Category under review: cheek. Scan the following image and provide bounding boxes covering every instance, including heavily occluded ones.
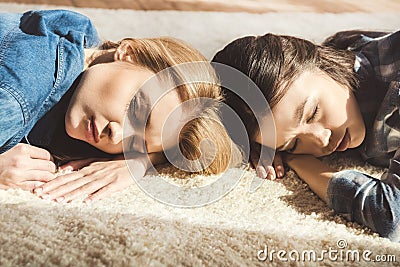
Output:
[105,102,127,122]
[322,95,349,127]
[348,97,363,122]
[273,122,295,149]
[64,107,81,139]
[99,89,131,121]
[347,96,366,145]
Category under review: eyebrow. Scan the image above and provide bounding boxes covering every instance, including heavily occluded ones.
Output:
[143,92,152,127]
[276,97,308,151]
[294,97,308,126]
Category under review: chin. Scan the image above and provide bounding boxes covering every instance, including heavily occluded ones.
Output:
[93,144,122,154]
[350,137,364,149]
[65,118,83,141]
[64,120,75,139]
[350,128,366,149]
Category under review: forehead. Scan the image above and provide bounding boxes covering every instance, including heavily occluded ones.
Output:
[112,62,154,87]
[139,86,183,151]
[146,90,183,150]
[137,74,182,122]
[272,70,328,117]
[272,75,308,121]
[261,71,320,148]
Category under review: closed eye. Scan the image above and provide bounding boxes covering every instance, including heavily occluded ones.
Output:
[126,96,139,123]
[125,97,135,113]
[287,138,298,153]
[128,136,135,152]
[307,104,319,123]
[107,125,112,137]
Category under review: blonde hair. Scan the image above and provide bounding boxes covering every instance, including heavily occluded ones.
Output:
[97,37,242,175]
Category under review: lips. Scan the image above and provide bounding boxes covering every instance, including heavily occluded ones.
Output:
[86,116,100,143]
[335,129,351,152]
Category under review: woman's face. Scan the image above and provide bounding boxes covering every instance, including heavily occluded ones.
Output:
[256,70,365,157]
[65,60,182,154]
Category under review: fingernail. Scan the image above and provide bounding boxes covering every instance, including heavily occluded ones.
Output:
[83,198,92,204]
[59,166,73,171]
[269,173,276,181]
[34,187,43,195]
[257,168,267,179]
[277,171,283,178]
[261,169,268,179]
[40,193,50,200]
[55,197,64,203]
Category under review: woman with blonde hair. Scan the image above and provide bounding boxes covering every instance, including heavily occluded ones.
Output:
[0,9,240,202]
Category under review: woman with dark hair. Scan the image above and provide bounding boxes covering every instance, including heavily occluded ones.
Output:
[212,30,400,241]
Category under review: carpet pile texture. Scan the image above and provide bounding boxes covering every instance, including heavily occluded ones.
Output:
[0,3,399,266]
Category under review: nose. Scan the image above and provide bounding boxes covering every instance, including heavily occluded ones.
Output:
[312,127,331,148]
[108,122,122,144]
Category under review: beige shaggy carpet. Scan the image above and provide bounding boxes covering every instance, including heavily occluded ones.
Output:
[1,3,400,266]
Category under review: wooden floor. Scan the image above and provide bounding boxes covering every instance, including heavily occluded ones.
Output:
[1,0,400,13]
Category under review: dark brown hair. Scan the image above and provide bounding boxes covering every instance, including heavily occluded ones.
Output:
[212,33,358,141]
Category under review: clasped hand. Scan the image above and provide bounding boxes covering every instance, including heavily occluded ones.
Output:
[249,142,289,180]
[0,143,56,190]
[33,154,149,203]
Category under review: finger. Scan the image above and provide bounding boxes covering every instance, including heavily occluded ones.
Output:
[46,176,97,202]
[273,155,285,178]
[249,153,258,169]
[265,166,276,180]
[257,151,275,180]
[27,158,57,173]
[256,165,268,179]
[63,177,113,203]
[249,144,262,169]
[257,166,276,180]
[24,144,53,161]
[24,170,56,182]
[34,172,83,196]
[59,158,97,171]
[84,184,116,202]
[18,181,46,191]
[85,178,133,202]
[249,158,255,169]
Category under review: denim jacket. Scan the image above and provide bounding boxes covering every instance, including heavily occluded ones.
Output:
[0,10,100,153]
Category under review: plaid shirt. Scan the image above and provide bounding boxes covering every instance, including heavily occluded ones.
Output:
[326,30,400,241]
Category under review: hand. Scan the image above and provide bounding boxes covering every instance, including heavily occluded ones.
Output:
[249,142,285,180]
[33,154,149,203]
[0,143,56,191]
[278,154,336,202]
[58,157,113,171]
[254,153,285,180]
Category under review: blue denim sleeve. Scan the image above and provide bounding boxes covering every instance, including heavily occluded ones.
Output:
[327,163,400,241]
[19,10,100,48]
[0,10,100,153]
[0,88,24,147]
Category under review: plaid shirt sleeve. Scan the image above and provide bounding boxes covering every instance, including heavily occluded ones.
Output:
[356,30,400,166]
[326,30,400,241]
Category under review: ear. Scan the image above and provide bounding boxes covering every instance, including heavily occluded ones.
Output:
[87,50,115,67]
[114,39,136,62]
